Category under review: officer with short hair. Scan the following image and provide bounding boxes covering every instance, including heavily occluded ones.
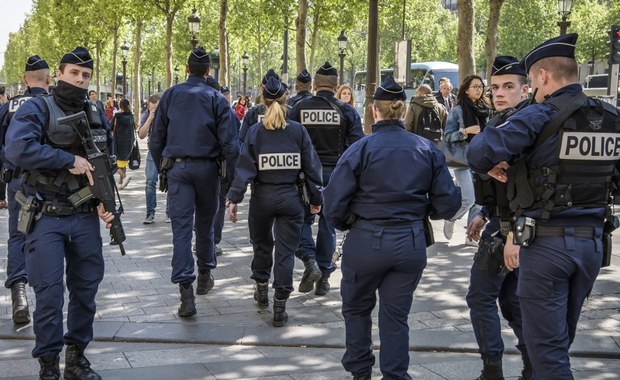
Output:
[468,34,620,379]
[465,56,531,380]
[0,55,50,325]
[289,61,364,296]
[5,46,114,380]
[150,47,239,318]
[238,69,280,144]
[227,76,323,326]
[287,68,313,108]
[324,77,461,380]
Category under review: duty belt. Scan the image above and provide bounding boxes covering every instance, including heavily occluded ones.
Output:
[535,226,596,239]
[174,157,216,163]
[41,201,94,216]
[1,167,21,182]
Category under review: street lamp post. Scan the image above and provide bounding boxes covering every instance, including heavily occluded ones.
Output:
[211,49,220,81]
[188,8,201,49]
[242,51,249,96]
[557,0,573,35]
[337,30,348,85]
[120,41,129,97]
[174,65,179,85]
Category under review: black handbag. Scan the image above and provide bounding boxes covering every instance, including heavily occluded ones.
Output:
[437,140,469,168]
[128,139,141,170]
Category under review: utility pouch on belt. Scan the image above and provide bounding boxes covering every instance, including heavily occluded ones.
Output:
[15,190,42,234]
[474,233,506,276]
[602,215,619,268]
[159,157,174,192]
[513,216,536,247]
[423,216,435,247]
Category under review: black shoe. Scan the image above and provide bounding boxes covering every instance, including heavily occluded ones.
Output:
[64,344,101,380]
[353,372,372,380]
[196,269,214,295]
[11,280,30,324]
[298,258,321,293]
[315,278,330,296]
[272,297,288,327]
[254,282,269,307]
[518,353,532,380]
[475,359,504,380]
[38,354,60,380]
[215,245,223,256]
[178,283,197,317]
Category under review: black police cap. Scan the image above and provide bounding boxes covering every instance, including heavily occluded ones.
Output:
[262,69,280,85]
[491,56,526,77]
[221,86,230,94]
[25,55,49,72]
[374,77,406,101]
[263,76,286,100]
[60,47,93,70]
[296,68,312,83]
[522,33,578,73]
[316,62,337,76]
[188,47,210,65]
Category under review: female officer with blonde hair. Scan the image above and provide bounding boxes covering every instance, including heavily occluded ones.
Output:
[324,77,461,379]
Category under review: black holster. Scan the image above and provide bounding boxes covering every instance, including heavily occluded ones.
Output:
[474,234,507,276]
[15,191,42,234]
[602,215,619,268]
[159,157,174,192]
[423,216,435,247]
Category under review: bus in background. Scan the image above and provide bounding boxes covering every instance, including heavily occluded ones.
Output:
[352,61,459,117]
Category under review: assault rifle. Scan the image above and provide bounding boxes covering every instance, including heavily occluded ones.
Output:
[58,112,127,255]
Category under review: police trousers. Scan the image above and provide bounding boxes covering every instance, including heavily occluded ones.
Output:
[248,183,303,299]
[341,220,427,380]
[518,226,602,379]
[24,213,104,358]
[5,178,27,288]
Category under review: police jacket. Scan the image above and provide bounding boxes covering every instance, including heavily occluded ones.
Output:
[287,90,312,109]
[289,90,364,167]
[226,120,323,206]
[468,84,620,224]
[149,75,240,172]
[323,120,461,231]
[239,104,267,144]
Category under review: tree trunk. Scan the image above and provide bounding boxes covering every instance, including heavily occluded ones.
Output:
[165,15,174,88]
[112,30,118,99]
[133,18,143,125]
[364,0,379,135]
[457,0,476,78]
[309,7,320,73]
[95,40,101,96]
[295,0,308,73]
[485,0,505,83]
[219,0,228,86]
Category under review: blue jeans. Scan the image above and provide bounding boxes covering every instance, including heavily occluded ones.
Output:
[451,168,480,225]
[145,152,158,216]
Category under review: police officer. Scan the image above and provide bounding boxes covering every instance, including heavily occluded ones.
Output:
[465,56,531,380]
[5,46,114,380]
[226,76,323,327]
[238,69,280,144]
[468,34,620,379]
[289,62,364,295]
[286,68,313,108]
[149,47,239,318]
[0,55,50,325]
[323,77,461,380]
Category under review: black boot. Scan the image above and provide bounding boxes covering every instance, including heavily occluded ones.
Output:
[38,353,60,380]
[196,269,214,295]
[352,371,372,380]
[298,258,321,293]
[11,280,30,324]
[254,281,269,307]
[64,344,101,380]
[475,358,504,380]
[518,353,533,380]
[272,297,288,327]
[178,283,197,317]
[315,277,330,296]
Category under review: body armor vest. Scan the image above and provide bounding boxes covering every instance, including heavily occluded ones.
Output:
[296,96,346,166]
[7,95,34,124]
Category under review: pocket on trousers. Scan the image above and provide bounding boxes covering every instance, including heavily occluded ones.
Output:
[517,274,555,299]
[167,181,180,196]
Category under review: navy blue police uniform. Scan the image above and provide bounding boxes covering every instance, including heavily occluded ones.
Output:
[149,48,240,317]
[289,62,364,295]
[0,55,50,325]
[238,69,280,144]
[227,77,323,326]
[466,56,530,380]
[467,34,620,379]
[4,47,111,377]
[324,77,461,379]
[286,68,313,109]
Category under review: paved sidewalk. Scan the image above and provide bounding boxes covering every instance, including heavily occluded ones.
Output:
[1,140,619,379]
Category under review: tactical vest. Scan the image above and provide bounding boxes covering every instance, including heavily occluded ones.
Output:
[7,94,35,124]
[248,104,267,126]
[296,96,346,166]
[507,95,620,219]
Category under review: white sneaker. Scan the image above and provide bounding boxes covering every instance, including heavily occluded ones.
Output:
[119,176,132,190]
[465,238,479,247]
[443,220,455,240]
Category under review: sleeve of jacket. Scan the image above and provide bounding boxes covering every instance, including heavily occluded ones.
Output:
[323,144,361,231]
[0,103,10,161]
[299,125,323,205]
[403,106,415,132]
[436,104,448,130]
[427,146,462,220]
[443,105,467,142]
[148,89,171,171]
[226,129,257,204]
[215,99,240,181]
[344,105,365,144]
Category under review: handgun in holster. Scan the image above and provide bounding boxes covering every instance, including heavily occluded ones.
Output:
[474,233,507,276]
[602,215,619,268]
[159,157,174,192]
[298,172,310,206]
[512,216,536,247]
[15,190,42,234]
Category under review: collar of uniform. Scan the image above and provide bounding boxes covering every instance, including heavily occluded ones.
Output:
[544,83,583,101]
[371,119,404,133]
[316,90,335,97]
[25,87,48,96]
[187,75,206,84]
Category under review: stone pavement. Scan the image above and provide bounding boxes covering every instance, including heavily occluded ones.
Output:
[0,140,619,379]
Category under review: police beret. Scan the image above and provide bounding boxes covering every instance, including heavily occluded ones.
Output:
[261,69,280,85]
[60,47,93,70]
[188,47,210,65]
[491,56,527,77]
[25,55,49,72]
[296,68,312,84]
[263,76,286,100]
[316,62,337,76]
[374,77,406,101]
[522,33,578,73]
[220,86,230,94]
